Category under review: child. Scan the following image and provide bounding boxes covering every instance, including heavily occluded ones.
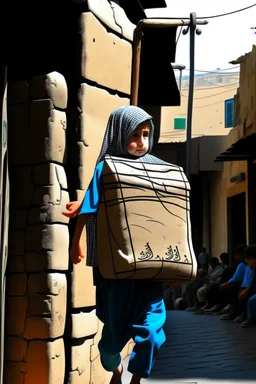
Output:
[238,244,256,327]
[63,106,167,384]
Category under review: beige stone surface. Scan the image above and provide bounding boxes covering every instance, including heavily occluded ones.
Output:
[24,317,61,340]
[4,361,26,384]
[28,190,70,224]
[7,273,27,296]
[78,83,129,191]
[30,100,67,164]
[25,339,65,384]
[110,1,135,41]
[28,272,66,295]
[27,280,66,318]
[80,12,132,94]
[71,263,96,308]
[5,337,27,362]
[24,250,68,272]
[87,0,134,41]
[71,220,96,308]
[6,296,28,335]
[10,209,27,229]
[24,274,66,339]
[72,310,98,339]
[8,81,29,104]
[9,230,24,256]
[90,320,103,362]
[30,71,68,109]
[33,163,68,189]
[90,354,111,384]
[68,338,93,384]
[25,223,69,256]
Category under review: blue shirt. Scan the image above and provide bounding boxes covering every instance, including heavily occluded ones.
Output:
[79,161,104,215]
[241,266,255,288]
[229,262,247,284]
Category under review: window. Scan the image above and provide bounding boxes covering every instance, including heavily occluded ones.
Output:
[174,117,186,130]
[225,98,234,128]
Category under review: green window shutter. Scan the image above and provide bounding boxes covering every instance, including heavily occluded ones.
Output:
[174,117,186,130]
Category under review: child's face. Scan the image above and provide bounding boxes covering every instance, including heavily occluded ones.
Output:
[246,257,256,269]
[127,121,150,157]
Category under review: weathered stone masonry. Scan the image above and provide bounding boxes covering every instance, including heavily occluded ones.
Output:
[4,0,135,383]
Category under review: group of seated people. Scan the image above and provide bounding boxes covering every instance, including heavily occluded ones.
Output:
[185,244,256,328]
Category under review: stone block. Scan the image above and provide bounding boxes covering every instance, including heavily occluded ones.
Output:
[6,296,28,335]
[80,12,132,94]
[24,274,66,339]
[30,100,67,164]
[78,83,129,190]
[71,262,96,309]
[10,209,27,229]
[30,72,68,109]
[32,163,68,189]
[7,255,25,273]
[10,166,33,208]
[68,338,93,384]
[8,81,29,104]
[9,230,25,255]
[24,250,68,272]
[90,320,103,362]
[90,354,111,384]
[28,191,69,224]
[5,336,27,361]
[25,339,65,384]
[25,223,69,253]
[72,310,98,339]
[4,362,26,384]
[7,273,27,296]
[87,0,134,41]
[27,277,66,315]
[110,1,135,41]
[28,272,66,295]
[8,103,30,166]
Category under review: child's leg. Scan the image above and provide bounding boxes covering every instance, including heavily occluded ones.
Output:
[98,323,124,373]
[128,298,166,379]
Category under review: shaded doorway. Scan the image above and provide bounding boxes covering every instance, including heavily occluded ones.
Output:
[227,192,246,263]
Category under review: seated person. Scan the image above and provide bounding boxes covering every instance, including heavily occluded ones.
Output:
[195,255,227,313]
[220,245,254,322]
[206,244,247,315]
[237,244,256,328]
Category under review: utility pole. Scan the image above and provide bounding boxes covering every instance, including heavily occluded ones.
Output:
[183,12,203,182]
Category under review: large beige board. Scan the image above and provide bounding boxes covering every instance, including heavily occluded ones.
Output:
[97,156,197,281]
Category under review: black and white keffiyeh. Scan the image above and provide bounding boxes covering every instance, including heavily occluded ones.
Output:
[86,106,167,267]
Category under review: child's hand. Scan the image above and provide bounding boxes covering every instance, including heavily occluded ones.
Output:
[62,201,81,218]
[70,242,85,264]
[238,288,249,301]
[219,282,229,291]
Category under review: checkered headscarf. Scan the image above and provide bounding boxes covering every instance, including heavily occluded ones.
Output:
[87,105,166,267]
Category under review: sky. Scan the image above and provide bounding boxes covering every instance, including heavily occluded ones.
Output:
[146,0,256,75]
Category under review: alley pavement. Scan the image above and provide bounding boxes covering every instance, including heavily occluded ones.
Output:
[123,310,256,384]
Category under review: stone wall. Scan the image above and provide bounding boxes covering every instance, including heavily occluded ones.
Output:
[4,0,135,383]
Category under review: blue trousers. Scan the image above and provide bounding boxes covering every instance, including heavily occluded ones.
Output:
[247,293,256,318]
[94,268,166,378]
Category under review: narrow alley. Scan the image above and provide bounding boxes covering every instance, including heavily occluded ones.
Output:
[123,310,256,383]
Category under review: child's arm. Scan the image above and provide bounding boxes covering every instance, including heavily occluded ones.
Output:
[62,201,82,218]
[70,214,88,264]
